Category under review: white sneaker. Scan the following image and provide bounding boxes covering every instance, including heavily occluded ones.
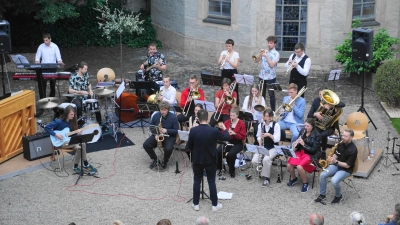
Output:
[192,204,199,211]
[212,203,223,212]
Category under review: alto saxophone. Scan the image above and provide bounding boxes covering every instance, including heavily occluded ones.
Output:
[319,140,343,169]
[158,116,164,148]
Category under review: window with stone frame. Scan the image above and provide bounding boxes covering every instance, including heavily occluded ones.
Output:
[352,0,379,26]
[203,0,231,25]
[275,0,308,53]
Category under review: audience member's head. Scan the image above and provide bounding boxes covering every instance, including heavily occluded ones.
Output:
[195,216,210,225]
[350,211,366,225]
[157,219,172,225]
[113,220,125,225]
[309,213,324,225]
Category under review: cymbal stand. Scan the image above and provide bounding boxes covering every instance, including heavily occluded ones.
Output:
[106,94,119,143]
[378,132,400,174]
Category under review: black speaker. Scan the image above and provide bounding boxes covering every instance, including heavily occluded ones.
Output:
[0,20,11,54]
[23,133,53,161]
[352,27,373,62]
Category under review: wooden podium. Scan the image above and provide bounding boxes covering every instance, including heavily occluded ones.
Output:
[0,90,37,163]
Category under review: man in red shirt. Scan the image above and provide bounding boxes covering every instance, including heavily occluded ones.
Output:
[178,75,205,128]
[209,78,237,127]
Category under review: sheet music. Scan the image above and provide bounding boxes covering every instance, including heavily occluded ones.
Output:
[178,130,189,141]
[194,100,215,112]
[274,145,297,158]
[116,80,125,98]
[245,144,269,155]
[234,74,254,85]
[328,70,341,81]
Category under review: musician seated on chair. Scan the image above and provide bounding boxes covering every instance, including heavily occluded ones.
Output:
[216,108,246,178]
[44,105,97,174]
[177,75,205,128]
[189,103,203,130]
[251,109,280,187]
[308,87,345,160]
[287,118,321,193]
[138,41,166,81]
[143,101,179,169]
[277,83,306,146]
[68,61,102,126]
[315,129,358,205]
[209,78,237,127]
[158,75,177,106]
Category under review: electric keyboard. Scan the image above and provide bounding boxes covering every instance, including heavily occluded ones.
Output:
[12,72,71,80]
[16,63,63,69]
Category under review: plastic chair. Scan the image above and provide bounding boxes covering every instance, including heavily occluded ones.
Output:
[346,112,369,160]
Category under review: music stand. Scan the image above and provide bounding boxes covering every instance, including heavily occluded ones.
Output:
[234,74,254,85]
[245,144,269,156]
[132,102,159,133]
[194,100,215,112]
[274,145,297,158]
[268,83,284,92]
[328,70,341,91]
[130,81,158,101]
[201,73,223,87]
[68,133,95,185]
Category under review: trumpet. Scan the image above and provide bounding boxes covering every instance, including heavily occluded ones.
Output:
[252,49,266,61]
[254,80,265,112]
[273,86,307,120]
[285,62,294,75]
[214,81,237,121]
[182,87,201,116]
[220,52,230,70]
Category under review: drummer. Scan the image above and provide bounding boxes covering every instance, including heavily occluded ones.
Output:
[68,61,102,126]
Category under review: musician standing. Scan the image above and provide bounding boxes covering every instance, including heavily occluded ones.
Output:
[143,101,179,169]
[44,105,97,174]
[178,75,205,128]
[35,33,63,99]
[308,87,345,160]
[218,39,240,103]
[157,75,177,106]
[216,108,246,178]
[315,129,358,204]
[68,61,102,126]
[287,118,320,193]
[209,78,237,127]
[186,109,230,211]
[254,36,280,111]
[285,43,311,98]
[251,109,280,187]
[277,83,306,145]
[139,41,166,81]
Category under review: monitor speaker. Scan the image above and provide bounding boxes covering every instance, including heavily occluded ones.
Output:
[352,27,373,62]
[23,133,53,161]
[0,20,11,54]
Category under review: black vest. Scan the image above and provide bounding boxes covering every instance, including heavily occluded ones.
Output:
[263,122,278,150]
[290,54,308,81]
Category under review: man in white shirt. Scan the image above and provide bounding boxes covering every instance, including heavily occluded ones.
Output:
[285,43,311,98]
[35,33,63,98]
[158,75,177,107]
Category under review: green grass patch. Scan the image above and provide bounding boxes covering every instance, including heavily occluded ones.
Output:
[391,118,400,134]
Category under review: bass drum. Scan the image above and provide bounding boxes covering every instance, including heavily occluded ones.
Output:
[81,119,102,143]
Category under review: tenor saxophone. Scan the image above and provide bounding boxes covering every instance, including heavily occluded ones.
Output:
[158,116,164,148]
[319,140,343,169]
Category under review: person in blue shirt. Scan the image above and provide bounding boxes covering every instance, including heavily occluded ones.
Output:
[44,105,97,174]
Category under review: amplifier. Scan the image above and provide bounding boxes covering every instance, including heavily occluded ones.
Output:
[23,133,53,161]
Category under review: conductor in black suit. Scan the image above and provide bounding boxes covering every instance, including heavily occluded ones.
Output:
[186,109,230,212]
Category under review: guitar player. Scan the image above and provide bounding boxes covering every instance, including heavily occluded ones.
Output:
[138,41,166,81]
[44,105,97,174]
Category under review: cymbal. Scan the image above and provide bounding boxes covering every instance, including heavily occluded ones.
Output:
[93,88,114,96]
[62,93,85,97]
[97,68,116,82]
[36,97,62,109]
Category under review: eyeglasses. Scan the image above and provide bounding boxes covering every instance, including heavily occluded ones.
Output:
[189,82,196,84]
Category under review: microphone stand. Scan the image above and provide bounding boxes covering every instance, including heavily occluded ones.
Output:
[378,132,400,175]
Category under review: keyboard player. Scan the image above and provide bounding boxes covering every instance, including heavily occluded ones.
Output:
[35,33,63,98]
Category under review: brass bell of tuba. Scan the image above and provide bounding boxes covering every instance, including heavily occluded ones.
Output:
[315,89,342,131]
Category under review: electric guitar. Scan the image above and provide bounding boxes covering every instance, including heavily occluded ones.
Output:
[50,124,99,147]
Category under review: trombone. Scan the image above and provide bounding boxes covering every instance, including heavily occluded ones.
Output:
[273,86,307,121]
[254,80,265,112]
[182,87,201,116]
[214,81,237,121]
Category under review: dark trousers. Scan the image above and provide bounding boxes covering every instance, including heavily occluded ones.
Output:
[221,69,239,104]
[177,111,194,129]
[289,77,307,98]
[143,135,175,162]
[217,142,243,174]
[72,97,102,125]
[42,79,56,97]
[316,127,335,159]
[208,113,230,127]
[192,163,218,206]
[260,78,276,111]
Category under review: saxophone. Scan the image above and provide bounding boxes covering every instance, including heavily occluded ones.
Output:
[319,140,343,169]
[157,116,164,148]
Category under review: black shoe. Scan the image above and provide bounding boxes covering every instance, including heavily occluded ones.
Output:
[331,195,343,204]
[161,161,167,169]
[149,159,158,169]
[314,194,326,205]
[230,173,235,178]
[217,169,222,176]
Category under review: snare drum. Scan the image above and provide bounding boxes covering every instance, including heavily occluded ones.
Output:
[57,103,77,117]
[83,99,100,112]
[81,119,102,143]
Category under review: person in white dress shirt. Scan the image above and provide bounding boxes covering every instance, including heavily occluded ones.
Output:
[285,43,311,98]
[35,33,63,98]
[158,75,177,106]
[218,39,240,103]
